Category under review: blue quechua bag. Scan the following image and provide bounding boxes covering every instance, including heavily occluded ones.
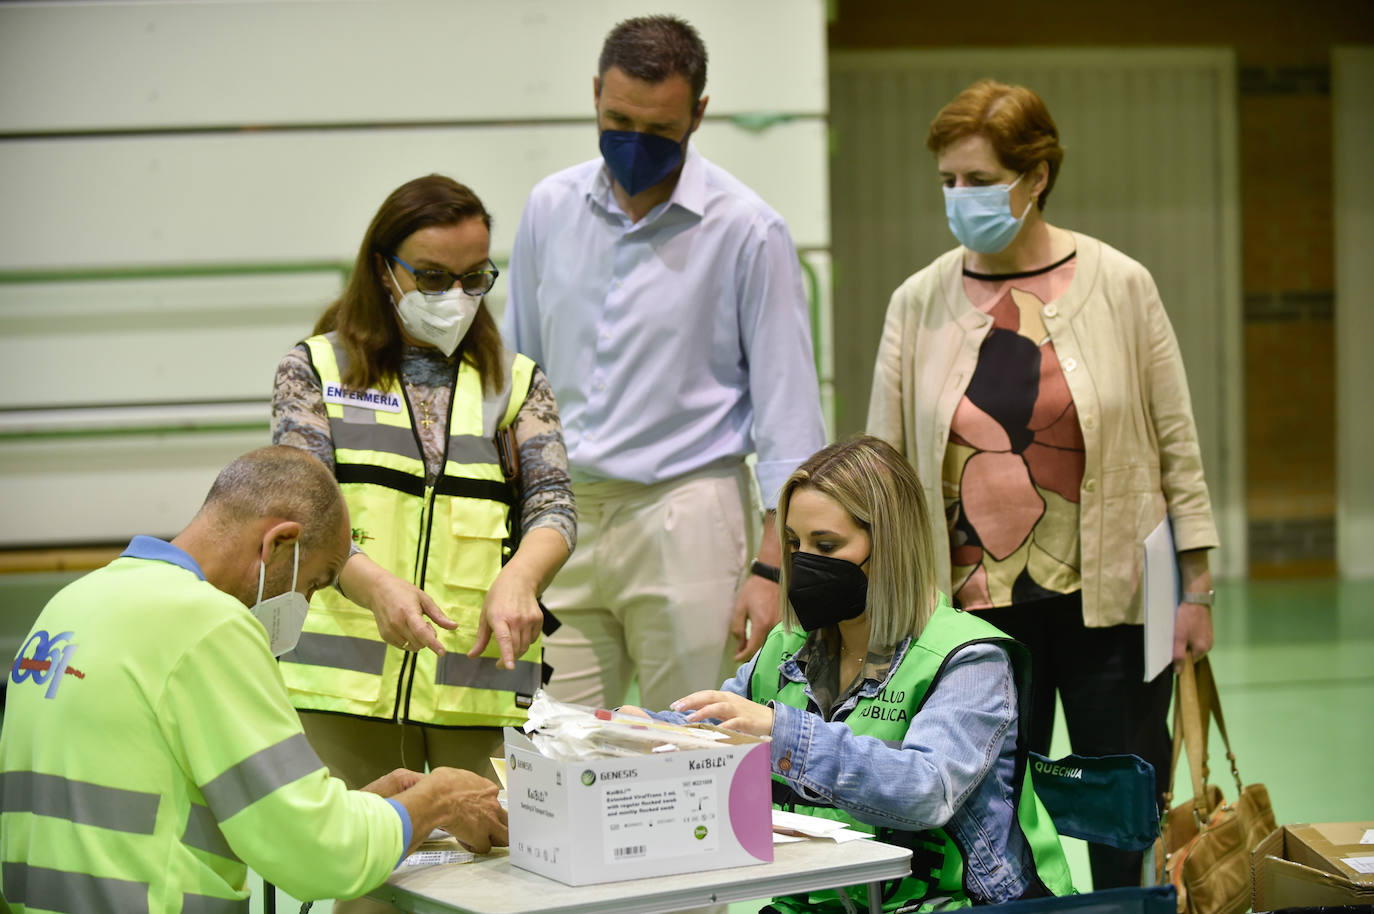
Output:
[1027,751,1160,852]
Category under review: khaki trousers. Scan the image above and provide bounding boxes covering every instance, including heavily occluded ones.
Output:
[542,462,758,713]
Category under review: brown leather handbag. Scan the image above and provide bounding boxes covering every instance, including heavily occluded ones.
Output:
[1154,655,1277,914]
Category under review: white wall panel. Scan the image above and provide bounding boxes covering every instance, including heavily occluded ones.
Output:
[1333,47,1374,577]
[0,0,825,131]
[829,49,1245,576]
[0,272,341,407]
[0,119,829,268]
[0,431,268,548]
[0,0,830,550]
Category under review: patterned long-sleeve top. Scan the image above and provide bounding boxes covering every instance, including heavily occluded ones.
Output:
[271,343,576,553]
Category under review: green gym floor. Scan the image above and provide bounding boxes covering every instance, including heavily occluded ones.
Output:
[6,578,1372,913]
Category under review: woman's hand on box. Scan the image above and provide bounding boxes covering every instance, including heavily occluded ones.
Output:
[671,691,774,737]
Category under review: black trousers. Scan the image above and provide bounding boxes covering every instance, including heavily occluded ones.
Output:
[976,592,1172,891]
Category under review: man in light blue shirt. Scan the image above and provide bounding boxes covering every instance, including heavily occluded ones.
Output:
[503,15,825,713]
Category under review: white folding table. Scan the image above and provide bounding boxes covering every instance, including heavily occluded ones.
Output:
[369,837,912,914]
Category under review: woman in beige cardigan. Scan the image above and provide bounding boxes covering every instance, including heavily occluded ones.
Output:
[867,79,1218,890]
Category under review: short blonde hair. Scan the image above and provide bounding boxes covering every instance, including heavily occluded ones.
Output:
[776,436,938,649]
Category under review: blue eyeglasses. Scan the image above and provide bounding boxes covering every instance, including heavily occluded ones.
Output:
[390,255,499,297]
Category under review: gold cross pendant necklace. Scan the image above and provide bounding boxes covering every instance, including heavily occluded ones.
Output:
[418,398,436,429]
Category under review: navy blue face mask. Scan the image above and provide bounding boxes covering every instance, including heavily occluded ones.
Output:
[599,128,689,197]
[787,551,870,632]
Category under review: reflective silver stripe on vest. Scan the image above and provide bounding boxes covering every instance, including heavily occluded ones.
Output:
[447,434,500,465]
[199,733,323,821]
[2,861,149,914]
[182,802,237,861]
[342,403,379,424]
[481,349,521,437]
[182,891,251,914]
[0,770,158,834]
[329,417,499,467]
[327,417,420,456]
[284,631,389,676]
[434,653,541,694]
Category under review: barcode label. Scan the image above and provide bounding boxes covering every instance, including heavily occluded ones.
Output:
[600,773,721,864]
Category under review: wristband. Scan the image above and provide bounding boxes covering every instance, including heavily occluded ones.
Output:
[750,560,780,583]
[1182,590,1214,607]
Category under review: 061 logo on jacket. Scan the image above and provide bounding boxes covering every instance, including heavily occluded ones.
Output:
[10,630,84,699]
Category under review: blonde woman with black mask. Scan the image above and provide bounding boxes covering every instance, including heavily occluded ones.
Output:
[626,436,1075,912]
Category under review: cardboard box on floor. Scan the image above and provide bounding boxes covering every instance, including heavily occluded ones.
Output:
[1252,821,1374,910]
[504,726,774,886]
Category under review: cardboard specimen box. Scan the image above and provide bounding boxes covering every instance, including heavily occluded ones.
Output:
[504,726,774,886]
[1252,821,1374,910]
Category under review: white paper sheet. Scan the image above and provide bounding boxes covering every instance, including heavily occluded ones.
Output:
[772,810,848,836]
[1342,855,1374,875]
[1142,517,1180,681]
[830,829,877,843]
[489,756,508,789]
[1361,828,1374,845]
[772,809,876,842]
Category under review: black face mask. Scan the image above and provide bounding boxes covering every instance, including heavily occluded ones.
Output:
[787,551,869,632]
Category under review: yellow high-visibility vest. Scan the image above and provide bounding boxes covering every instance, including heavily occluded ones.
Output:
[281,333,538,728]
[1,544,403,913]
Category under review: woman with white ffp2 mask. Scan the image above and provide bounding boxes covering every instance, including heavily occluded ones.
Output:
[268,176,575,914]
[384,258,482,357]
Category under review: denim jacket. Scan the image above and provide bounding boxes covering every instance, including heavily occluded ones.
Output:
[655,636,1047,903]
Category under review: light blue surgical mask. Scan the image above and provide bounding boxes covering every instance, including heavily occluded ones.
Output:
[943,173,1035,254]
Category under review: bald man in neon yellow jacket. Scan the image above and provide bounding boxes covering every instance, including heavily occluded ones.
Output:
[1,446,506,913]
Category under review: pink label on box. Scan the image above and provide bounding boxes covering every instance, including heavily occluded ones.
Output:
[729,742,774,861]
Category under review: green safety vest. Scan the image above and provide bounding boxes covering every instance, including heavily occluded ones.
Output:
[280,333,539,728]
[1,554,402,913]
[750,599,1075,912]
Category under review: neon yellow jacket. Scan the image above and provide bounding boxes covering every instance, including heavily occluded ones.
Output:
[281,334,539,727]
[1,538,404,913]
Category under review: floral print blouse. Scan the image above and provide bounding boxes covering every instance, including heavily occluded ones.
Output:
[271,343,575,553]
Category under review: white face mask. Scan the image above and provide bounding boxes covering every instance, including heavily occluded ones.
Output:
[249,541,310,657]
[387,263,481,357]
